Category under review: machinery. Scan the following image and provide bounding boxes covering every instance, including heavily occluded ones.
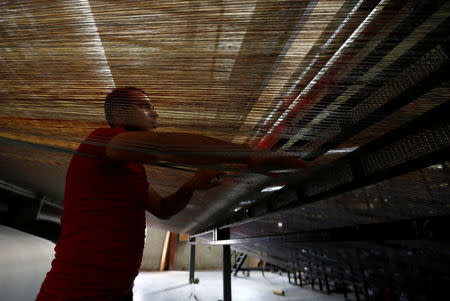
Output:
[0,0,449,300]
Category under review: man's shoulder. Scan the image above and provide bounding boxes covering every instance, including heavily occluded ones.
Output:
[87,127,126,141]
[74,127,126,159]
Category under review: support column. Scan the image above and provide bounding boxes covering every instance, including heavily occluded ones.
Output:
[219,228,232,301]
[189,237,196,284]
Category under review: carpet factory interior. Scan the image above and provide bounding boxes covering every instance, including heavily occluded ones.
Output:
[0,0,449,300]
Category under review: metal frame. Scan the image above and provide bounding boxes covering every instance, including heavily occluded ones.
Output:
[216,99,450,232]
[190,215,450,246]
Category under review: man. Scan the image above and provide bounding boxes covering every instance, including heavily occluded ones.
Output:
[36,87,305,300]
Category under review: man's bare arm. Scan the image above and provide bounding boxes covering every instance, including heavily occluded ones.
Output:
[143,170,220,219]
[143,185,194,219]
[106,131,306,171]
[107,131,250,165]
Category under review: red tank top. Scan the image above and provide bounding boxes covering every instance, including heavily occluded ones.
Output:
[36,127,148,301]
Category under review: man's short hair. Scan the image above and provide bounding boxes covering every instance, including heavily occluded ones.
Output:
[104,87,148,126]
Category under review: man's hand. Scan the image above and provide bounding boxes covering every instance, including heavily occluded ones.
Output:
[185,169,224,190]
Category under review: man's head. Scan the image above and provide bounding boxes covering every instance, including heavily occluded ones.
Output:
[104,87,158,131]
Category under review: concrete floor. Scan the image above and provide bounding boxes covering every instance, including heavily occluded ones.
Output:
[133,271,345,301]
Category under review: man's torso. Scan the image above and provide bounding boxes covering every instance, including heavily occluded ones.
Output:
[37,127,148,300]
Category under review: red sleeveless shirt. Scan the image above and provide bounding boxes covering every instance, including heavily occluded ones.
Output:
[36,127,148,300]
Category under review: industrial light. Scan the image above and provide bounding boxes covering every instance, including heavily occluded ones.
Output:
[325,147,358,154]
[239,200,255,205]
[277,222,283,228]
[261,185,285,192]
[429,164,443,169]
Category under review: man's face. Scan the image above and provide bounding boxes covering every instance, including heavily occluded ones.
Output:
[116,91,159,131]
